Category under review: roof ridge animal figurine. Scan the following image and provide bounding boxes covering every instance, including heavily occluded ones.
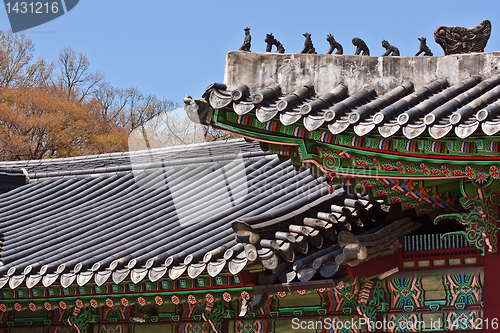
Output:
[265,33,285,53]
[239,27,251,52]
[414,37,432,56]
[299,32,316,54]
[381,40,400,56]
[434,19,491,55]
[326,34,343,55]
[352,37,369,56]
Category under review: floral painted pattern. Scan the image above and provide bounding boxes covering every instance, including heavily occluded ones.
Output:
[205,293,214,303]
[223,292,232,302]
[171,296,180,305]
[59,301,67,310]
[14,303,22,312]
[90,299,98,308]
[490,165,500,179]
[29,303,37,312]
[465,166,475,179]
[420,163,430,176]
[138,297,146,306]
[441,165,451,177]
[397,161,404,174]
[155,296,163,306]
[121,298,129,307]
[76,300,83,308]
[105,298,114,308]
[187,295,196,305]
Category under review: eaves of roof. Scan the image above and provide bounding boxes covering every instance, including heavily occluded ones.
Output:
[206,74,500,140]
[0,139,424,290]
[0,140,348,289]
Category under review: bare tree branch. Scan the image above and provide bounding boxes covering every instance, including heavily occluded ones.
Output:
[0,30,53,87]
[56,46,103,102]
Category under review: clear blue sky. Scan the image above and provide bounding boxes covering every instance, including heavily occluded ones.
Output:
[2,0,500,105]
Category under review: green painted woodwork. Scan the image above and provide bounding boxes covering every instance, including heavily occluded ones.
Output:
[0,268,484,332]
[386,268,483,313]
[444,310,483,331]
[213,109,500,195]
[274,319,298,333]
[421,275,447,302]
[68,305,99,333]
[435,185,499,255]
[135,323,173,333]
[201,301,222,332]
[214,106,500,256]
[276,292,321,308]
[216,108,500,160]
[357,281,388,332]
[443,272,483,308]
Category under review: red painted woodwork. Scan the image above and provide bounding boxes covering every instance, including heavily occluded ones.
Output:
[345,248,401,280]
[342,241,483,281]
[399,247,483,271]
[236,271,259,286]
[484,251,500,333]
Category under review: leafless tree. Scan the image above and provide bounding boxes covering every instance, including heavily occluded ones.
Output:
[120,87,178,132]
[92,81,129,123]
[203,126,238,142]
[91,83,179,133]
[56,46,103,102]
[128,110,206,150]
[0,30,53,87]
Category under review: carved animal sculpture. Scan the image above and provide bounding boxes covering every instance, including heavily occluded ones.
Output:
[414,37,433,56]
[183,95,213,126]
[265,33,285,53]
[300,32,316,54]
[352,37,369,56]
[381,40,400,56]
[326,34,343,55]
[434,20,491,55]
[239,27,251,51]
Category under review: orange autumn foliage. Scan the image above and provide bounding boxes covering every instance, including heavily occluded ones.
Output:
[0,87,128,160]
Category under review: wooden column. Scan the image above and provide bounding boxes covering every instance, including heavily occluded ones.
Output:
[483,250,500,332]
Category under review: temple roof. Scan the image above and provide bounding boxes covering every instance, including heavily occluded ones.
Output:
[0,139,418,290]
[206,73,500,140]
[0,139,264,178]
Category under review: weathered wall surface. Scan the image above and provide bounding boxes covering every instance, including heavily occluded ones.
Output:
[224,51,500,95]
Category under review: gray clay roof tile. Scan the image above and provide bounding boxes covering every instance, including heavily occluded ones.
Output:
[0,139,423,288]
[207,75,500,140]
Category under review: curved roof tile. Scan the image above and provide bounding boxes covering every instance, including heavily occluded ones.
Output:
[207,73,500,139]
[0,139,423,288]
[0,139,359,289]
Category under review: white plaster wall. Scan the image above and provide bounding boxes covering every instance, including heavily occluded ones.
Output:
[224,51,500,95]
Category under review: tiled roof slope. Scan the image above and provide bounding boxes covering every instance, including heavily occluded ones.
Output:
[0,139,345,289]
[207,74,500,140]
[0,139,420,289]
[0,139,264,179]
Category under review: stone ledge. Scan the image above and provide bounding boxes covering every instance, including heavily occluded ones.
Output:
[224,51,500,95]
